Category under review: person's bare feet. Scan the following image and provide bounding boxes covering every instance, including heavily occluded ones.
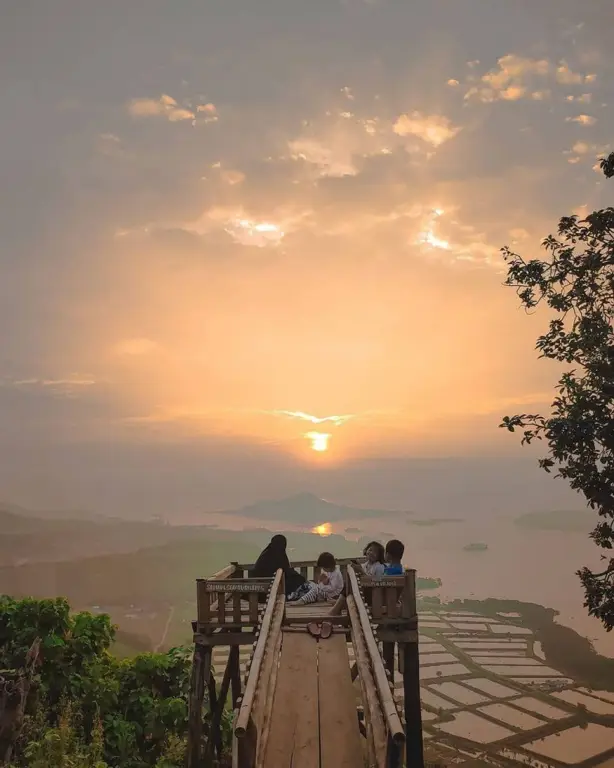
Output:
[328,595,347,616]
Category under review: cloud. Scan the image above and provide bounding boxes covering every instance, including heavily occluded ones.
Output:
[392,112,461,147]
[7,375,97,397]
[465,55,550,103]
[464,55,592,104]
[288,137,358,177]
[566,114,597,126]
[128,94,199,123]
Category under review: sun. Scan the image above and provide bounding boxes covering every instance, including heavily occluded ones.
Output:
[312,522,332,536]
[305,431,331,452]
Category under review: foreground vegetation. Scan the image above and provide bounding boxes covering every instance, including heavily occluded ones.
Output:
[0,596,230,767]
[501,150,614,630]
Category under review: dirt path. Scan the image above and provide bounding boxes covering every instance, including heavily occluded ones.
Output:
[155,605,175,652]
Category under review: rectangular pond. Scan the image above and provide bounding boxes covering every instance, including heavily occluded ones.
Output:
[524,723,614,764]
[512,696,571,720]
[478,702,545,730]
[434,711,514,744]
[420,663,471,681]
[483,665,562,677]
[553,689,614,715]
[462,678,519,698]
[430,681,490,705]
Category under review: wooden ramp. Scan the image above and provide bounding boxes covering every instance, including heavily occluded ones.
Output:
[263,631,363,768]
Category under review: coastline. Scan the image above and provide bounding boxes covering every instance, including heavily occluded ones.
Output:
[438,597,614,693]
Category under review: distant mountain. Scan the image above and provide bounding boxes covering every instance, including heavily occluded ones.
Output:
[0,504,206,566]
[0,500,99,521]
[227,492,413,524]
[514,509,594,533]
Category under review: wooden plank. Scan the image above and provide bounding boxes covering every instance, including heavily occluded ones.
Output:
[233,594,243,624]
[262,633,319,768]
[284,609,350,626]
[402,570,417,618]
[371,587,383,619]
[235,557,364,571]
[386,587,398,619]
[376,629,418,644]
[218,593,227,625]
[210,563,238,580]
[248,593,259,623]
[206,579,273,593]
[318,634,363,768]
[197,580,210,625]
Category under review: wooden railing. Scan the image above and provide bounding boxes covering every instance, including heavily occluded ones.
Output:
[232,556,365,583]
[360,570,417,623]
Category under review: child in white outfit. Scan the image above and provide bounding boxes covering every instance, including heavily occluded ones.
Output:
[291,552,344,605]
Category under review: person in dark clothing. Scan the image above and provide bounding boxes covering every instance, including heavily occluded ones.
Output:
[251,534,306,597]
[252,534,291,576]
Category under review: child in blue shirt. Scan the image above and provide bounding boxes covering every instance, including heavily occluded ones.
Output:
[383,539,404,576]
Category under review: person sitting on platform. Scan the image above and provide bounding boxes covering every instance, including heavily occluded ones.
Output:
[383,538,405,575]
[327,538,405,616]
[251,534,306,597]
[361,540,386,578]
[287,552,344,605]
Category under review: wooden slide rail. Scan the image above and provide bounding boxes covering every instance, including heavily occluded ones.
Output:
[347,567,405,768]
[233,569,285,768]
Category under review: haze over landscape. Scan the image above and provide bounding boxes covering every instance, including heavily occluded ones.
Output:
[1,2,614,765]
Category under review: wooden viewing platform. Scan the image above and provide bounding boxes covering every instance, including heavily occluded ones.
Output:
[187,558,424,767]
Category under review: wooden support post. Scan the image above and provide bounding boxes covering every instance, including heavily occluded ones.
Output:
[230,646,242,708]
[205,657,234,764]
[187,645,211,768]
[205,671,219,766]
[402,641,424,768]
[382,641,395,684]
[383,642,400,768]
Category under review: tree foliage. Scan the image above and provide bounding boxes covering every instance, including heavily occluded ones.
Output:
[500,151,614,631]
[0,596,230,767]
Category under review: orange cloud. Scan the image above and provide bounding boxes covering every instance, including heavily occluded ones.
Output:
[392,112,461,147]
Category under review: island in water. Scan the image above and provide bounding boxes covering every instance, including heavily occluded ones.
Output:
[463,542,488,552]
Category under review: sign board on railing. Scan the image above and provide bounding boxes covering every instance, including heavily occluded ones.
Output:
[205,582,270,593]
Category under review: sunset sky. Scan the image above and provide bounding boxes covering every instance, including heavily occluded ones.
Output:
[1,0,612,514]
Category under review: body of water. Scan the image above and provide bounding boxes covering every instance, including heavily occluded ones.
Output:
[200,509,614,658]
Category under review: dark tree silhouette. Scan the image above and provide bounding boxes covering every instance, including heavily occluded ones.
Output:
[501,150,614,631]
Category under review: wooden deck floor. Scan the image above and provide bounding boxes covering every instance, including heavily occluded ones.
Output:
[285,601,337,621]
[263,632,363,767]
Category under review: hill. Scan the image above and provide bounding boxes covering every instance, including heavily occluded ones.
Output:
[227,492,413,524]
[0,504,212,565]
